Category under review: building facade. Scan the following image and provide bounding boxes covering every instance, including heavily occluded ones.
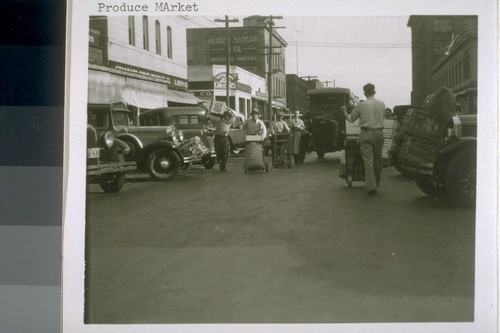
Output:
[188,65,267,118]
[88,15,199,122]
[407,15,477,113]
[186,16,287,121]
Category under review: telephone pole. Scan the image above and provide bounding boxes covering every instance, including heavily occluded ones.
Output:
[265,15,283,120]
[214,15,239,107]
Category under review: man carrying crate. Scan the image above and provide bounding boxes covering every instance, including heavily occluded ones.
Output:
[206,101,237,172]
[341,83,386,196]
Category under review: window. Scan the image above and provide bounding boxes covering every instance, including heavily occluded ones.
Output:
[167,26,172,59]
[463,52,470,79]
[128,16,135,46]
[155,20,161,55]
[142,16,149,51]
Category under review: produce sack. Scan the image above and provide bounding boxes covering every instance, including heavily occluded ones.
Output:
[421,86,456,122]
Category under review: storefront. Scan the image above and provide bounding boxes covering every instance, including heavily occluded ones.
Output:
[88,64,199,123]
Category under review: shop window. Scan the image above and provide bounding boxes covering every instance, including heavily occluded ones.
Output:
[142,16,149,51]
[167,26,172,59]
[128,16,135,46]
[155,20,161,55]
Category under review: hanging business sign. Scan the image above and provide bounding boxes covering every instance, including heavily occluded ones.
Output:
[208,28,259,68]
[108,60,188,90]
[213,72,237,90]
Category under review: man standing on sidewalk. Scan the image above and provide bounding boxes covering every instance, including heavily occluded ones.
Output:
[342,83,386,196]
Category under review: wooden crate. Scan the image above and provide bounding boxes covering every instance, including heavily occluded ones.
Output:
[400,108,447,142]
[398,135,439,163]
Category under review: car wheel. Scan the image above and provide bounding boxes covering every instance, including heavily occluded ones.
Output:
[415,176,447,198]
[146,149,180,181]
[316,146,325,159]
[201,155,215,169]
[446,147,476,206]
[99,172,126,193]
[178,162,192,176]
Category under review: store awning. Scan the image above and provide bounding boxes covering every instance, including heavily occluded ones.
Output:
[88,69,169,109]
[166,89,199,105]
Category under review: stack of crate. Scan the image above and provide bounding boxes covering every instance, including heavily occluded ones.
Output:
[398,108,447,163]
[206,100,227,116]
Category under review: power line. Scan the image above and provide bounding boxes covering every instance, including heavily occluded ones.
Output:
[287,41,411,49]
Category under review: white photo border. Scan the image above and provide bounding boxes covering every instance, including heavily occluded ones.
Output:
[63,0,498,332]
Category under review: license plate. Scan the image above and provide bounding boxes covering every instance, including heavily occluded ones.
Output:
[87,148,100,158]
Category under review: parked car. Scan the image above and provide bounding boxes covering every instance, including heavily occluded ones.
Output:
[139,106,246,166]
[86,124,136,193]
[395,108,477,206]
[88,102,209,181]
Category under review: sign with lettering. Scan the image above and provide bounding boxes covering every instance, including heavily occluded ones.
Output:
[108,61,188,90]
[213,72,237,90]
[208,28,259,68]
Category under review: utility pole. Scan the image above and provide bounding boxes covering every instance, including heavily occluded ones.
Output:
[265,15,282,120]
[323,80,332,87]
[214,15,239,107]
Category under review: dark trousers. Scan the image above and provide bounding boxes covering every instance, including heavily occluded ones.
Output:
[214,134,229,170]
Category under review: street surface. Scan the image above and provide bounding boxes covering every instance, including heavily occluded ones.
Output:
[85,151,475,324]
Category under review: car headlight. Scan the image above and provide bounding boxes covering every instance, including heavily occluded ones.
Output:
[101,131,115,148]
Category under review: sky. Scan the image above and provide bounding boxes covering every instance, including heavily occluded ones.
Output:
[196,15,413,110]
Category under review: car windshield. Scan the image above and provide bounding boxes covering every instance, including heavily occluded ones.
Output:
[113,111,130,127]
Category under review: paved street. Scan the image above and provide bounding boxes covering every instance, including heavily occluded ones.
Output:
[85,151,475,324]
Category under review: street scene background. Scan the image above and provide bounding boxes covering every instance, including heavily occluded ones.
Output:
[81,10,485,328]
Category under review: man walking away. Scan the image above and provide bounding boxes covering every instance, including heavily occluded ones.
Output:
[342,83,385,196]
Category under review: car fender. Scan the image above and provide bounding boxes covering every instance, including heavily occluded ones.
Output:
[434,137,477,180]
[116,133,144,150]
[136,140,180,169]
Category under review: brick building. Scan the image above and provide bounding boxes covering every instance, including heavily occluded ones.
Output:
[407,16,477,113]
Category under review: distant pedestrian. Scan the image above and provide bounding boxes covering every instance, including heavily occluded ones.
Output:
[269,111,290,135]
[291,110,305,130]
[342,83,386,195]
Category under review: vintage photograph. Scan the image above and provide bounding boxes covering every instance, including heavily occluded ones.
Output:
[63,1,497,332]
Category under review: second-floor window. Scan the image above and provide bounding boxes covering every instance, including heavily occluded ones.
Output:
[155,20,161,55]
[167,26,172,59]
[128,16,135,46]
[142,16,149,51]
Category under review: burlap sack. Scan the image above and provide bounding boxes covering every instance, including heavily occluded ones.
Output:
[421,86,456,121]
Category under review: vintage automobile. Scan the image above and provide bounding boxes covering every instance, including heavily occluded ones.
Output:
[139,106,246,167]
[395,108,477,206]
[305,87,359,158]
[88,102,209,181]
[86,124,136,193]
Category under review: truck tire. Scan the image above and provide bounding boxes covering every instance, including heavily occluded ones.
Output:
[415,176,446,198]
[146,148,180,181]
[99,172,126,193]
[446,147,476,206]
